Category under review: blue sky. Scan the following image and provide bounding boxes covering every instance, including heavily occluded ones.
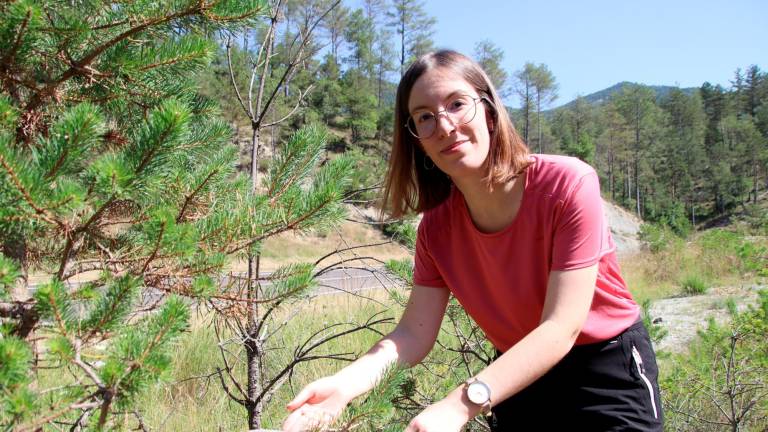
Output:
[417,0,767,108]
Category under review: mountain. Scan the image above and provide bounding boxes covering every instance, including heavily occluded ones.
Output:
[552,82,698,110]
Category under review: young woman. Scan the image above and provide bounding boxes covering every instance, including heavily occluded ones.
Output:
[282,50,662,432]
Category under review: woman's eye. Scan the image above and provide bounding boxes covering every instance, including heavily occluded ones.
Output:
[416,112,434,123]
[450,98,469,110]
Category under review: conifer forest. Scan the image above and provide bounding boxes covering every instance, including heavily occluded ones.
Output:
[0,0,766,431]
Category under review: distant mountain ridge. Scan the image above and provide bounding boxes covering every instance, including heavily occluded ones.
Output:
[553,81,698,110]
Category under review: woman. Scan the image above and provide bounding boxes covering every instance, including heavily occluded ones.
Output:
[282,50,662,431]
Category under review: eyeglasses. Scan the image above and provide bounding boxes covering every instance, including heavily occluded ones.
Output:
[405,94,485,139]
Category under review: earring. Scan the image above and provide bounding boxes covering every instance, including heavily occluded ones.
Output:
[423,156,435,170]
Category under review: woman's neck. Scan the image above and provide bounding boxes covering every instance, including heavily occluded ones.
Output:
[454,173,526,234]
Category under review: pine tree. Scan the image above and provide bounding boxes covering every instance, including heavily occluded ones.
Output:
[0,1,365,429]
[611,84,662,217]
[386,0,436,76]
[473,40,508,95]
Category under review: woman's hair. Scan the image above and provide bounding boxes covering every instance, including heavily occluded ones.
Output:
[381,50,530,219]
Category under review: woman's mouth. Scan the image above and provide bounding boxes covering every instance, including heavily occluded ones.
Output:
[441,140,468,154]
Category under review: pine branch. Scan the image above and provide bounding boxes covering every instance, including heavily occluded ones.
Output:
[226,36,252,119]
[250,0,282,122]
[15,392,102,432]
[0,7,31,81]
[214,323,248,404]
[261,84,314,128]
[258,314,392,406]
[23,3,212,114]
[141,220,166,273]
[0,152,65,228]
[176,168,219,223]
[225,196,333,255]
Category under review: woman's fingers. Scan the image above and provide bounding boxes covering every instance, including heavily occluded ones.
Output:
[286,386,315,411]
[282,406,334,432]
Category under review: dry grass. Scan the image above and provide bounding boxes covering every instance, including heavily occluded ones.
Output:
[137,289,401,431]
[230,220,412,272]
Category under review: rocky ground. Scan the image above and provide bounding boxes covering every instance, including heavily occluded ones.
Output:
[647,284,764,354]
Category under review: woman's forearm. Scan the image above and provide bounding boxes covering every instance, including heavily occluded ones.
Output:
[332,322,437,400]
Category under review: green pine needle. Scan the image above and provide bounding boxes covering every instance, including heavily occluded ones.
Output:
[34,103,107,179]
[80,274,141,336]
[100,296,189,402]
[33,279,76,335]
[261,263,315,299]
[0,255,21,300]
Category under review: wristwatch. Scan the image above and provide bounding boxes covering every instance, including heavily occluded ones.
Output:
[464,377,492,417]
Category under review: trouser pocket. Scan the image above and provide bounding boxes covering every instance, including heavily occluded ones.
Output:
[631,343,659,419]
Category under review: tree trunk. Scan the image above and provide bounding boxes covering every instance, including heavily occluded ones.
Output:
[399,15,405,76]
[246,252,263,429]
[536,93,542,153]
[523,86,530,144]
[251,125,261,188]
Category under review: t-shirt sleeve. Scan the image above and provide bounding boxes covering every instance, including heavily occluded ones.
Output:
[551,171,605,271]
[412,218,446,287]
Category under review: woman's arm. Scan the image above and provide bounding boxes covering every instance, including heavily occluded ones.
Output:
[405,264,597,431]
[332,283,450,394]
[282,284,450,431]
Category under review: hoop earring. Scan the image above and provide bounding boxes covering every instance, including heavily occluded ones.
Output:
[423,156,435,170]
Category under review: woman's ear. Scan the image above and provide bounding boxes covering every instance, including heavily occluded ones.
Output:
[486,110,495,133]
[482,98,496,133]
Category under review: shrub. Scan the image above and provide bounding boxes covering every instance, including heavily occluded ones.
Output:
[680,274,708,295]
[661,291,768,431]
[344,147,387,205]
[639,223,679,253]
[383,218,417,250]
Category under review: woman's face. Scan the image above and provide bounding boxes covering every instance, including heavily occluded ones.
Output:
[407,67,492,181]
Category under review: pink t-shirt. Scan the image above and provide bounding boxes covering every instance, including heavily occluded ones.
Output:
[413,154,640,351]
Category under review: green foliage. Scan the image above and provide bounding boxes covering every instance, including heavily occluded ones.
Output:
[0,0,268,429]
[662,291,768,431]
[337,365,411,430]
[639,223,681,253]
[640,299,667,345]
[344,147,387,204]
[697,229,767,277]
[382,218,417,250]
[0,337,34,424]
[33,279,77,331]
[99,296,189,408]
[385,258,413,284]
[0,255,20,299]
[646,201,693,237]
[680,274,708,295]
[262,263,316,299]
[562,131,595,163]
[79,274,141,334]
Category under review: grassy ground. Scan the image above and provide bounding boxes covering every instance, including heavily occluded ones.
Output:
[137,290,398,430]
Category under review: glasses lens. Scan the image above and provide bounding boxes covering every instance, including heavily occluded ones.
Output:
[407,113,435,139]
[405,96,479,139]
[450,95,477,125]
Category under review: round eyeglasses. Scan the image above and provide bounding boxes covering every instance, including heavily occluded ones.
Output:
[405,94,485,139]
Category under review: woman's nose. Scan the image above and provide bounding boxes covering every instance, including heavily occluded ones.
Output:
[433,112,457,137]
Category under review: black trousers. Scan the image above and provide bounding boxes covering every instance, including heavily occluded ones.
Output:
[488,321,663,431]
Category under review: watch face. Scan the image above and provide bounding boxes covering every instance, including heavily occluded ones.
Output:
[467,382,490,404]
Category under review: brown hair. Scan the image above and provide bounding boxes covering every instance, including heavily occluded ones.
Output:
[381,50,531,219]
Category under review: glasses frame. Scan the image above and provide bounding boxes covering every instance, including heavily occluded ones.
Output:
[404,94,487,140]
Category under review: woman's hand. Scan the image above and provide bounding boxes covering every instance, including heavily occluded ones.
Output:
[282,375,352,432]
[405,393,474,432]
